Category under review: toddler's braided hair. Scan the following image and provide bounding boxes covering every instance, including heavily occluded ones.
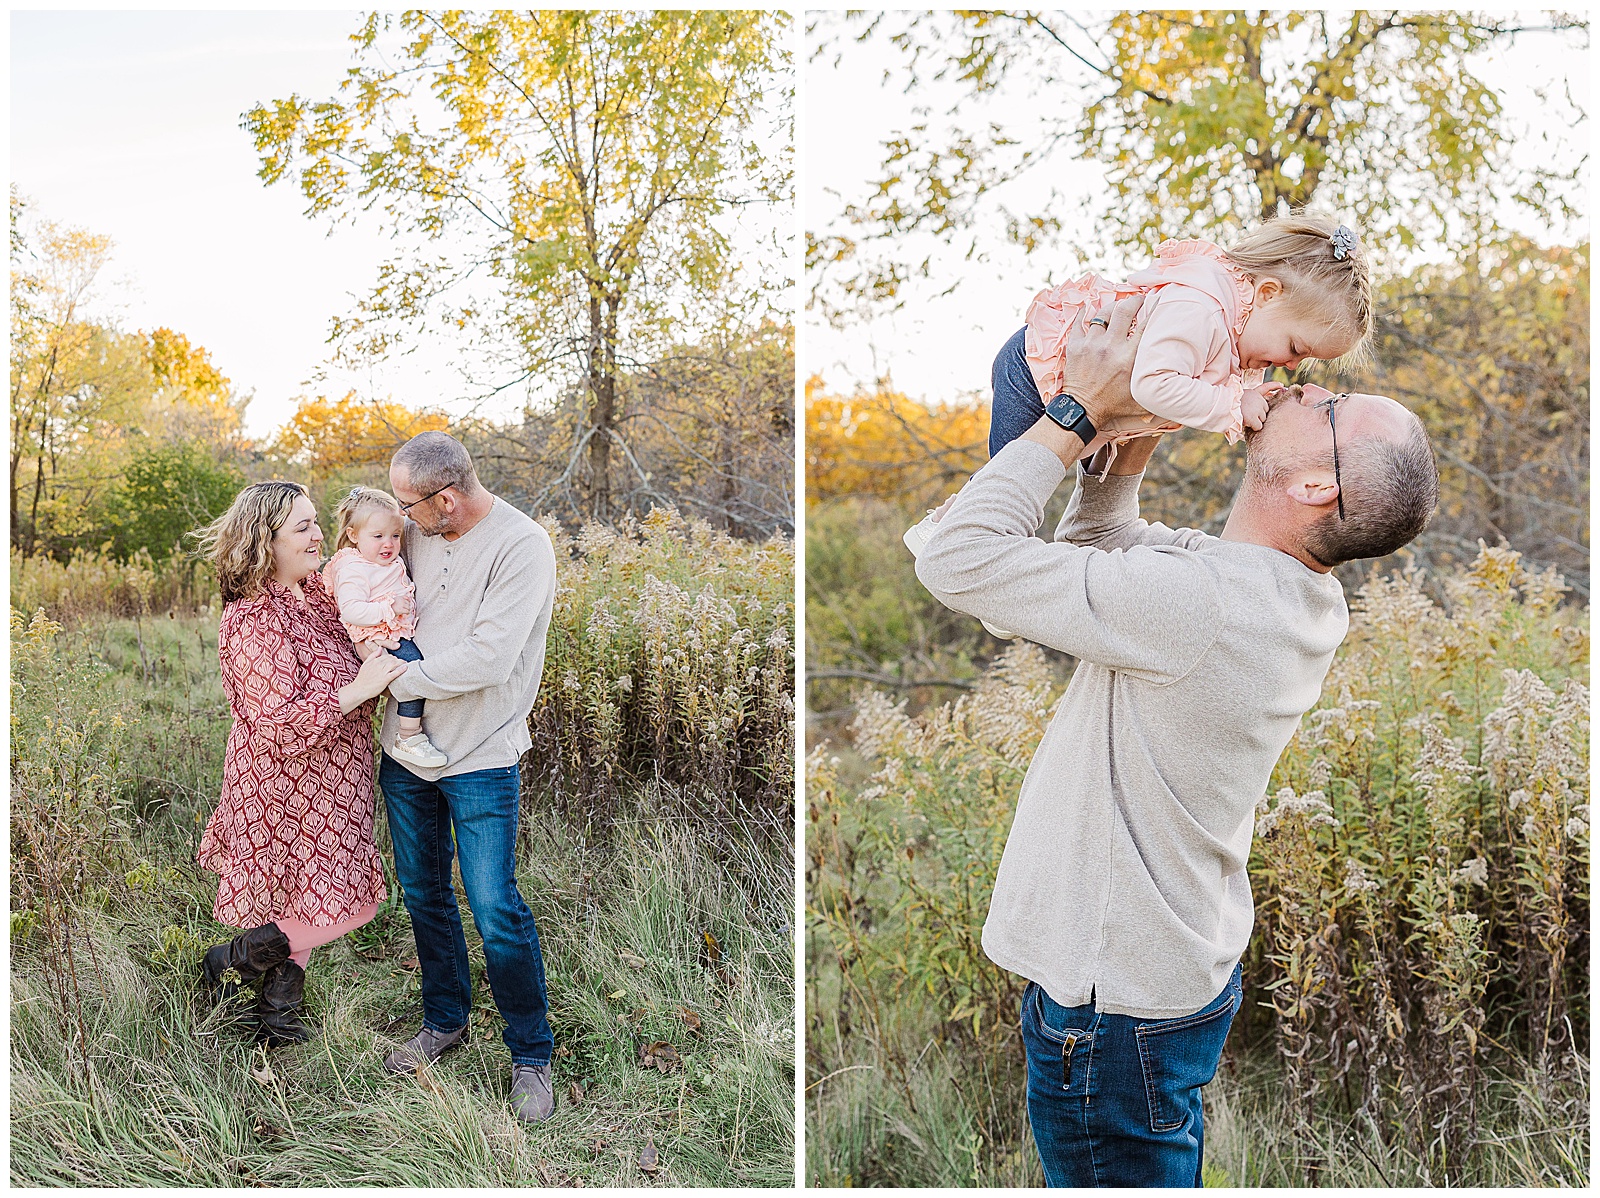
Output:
[1226,213,1373,362]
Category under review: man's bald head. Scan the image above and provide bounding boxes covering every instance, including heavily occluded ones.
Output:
[1243,388,1438,568]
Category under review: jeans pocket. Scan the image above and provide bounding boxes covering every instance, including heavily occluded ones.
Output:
[1133,984,1240,1133]
[1022,983,1095,1095]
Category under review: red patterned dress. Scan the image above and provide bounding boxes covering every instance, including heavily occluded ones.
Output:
[198,572,387,929]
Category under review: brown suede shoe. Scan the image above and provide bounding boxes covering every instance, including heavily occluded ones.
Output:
[510,1063,555,1124]
[383,1023,469,1075]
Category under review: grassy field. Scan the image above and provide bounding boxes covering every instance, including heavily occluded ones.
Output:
[12,606,794,1187]
[805,513,1590,1188]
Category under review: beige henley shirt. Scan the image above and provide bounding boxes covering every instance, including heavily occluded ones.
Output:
[916,440,1348,1018]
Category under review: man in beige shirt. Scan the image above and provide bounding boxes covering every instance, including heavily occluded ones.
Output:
[373,431,559,1124]
[916,296,1437,1186]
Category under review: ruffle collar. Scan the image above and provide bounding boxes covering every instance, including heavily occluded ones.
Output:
[259,570,340,631]
[1154,238,1257,338]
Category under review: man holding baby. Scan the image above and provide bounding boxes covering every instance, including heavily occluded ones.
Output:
[915,295,1438,1187]
[376,431,560,1125]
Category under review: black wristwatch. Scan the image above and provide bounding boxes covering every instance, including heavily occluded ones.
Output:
[1043,392,1097,442]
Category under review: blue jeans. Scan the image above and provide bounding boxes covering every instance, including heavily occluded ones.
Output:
[391,638,425,720]
[1020,964,1243,1187]
[990,325,1047,458]
[379,754,554,1066]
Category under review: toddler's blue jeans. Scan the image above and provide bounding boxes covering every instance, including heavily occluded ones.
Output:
[990,325,1047,458]
[391,638,425,720]
[1020,964,1243,1187]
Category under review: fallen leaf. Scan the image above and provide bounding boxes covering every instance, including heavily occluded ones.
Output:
[249,1059,276,1087]
[589,1138,608,1153]
[675,1006,702,1033]
[400,957,420,971]
[640,1041,681,1073]
[620,950,648,970]
[413,1061,442,1094]
[701,930,721,962]
[638,1136,660,1176]
[607,988,626,1000]
[568,1080,585,1106]
[555,1045,573,1059]
[252,1118,283,1140]
[714,965,736,988]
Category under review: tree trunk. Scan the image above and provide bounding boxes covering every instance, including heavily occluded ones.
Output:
[584,299,622,522]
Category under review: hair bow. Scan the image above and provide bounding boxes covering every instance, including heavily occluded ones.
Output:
[1330,225,1356,260]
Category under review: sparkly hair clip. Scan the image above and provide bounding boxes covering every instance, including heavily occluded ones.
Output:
[1330,225,1356,260]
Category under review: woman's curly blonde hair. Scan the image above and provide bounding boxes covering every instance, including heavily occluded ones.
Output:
[191,481,311,604]
[330,486,405,554]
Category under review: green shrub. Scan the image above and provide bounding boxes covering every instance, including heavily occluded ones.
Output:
[108,442,246,563]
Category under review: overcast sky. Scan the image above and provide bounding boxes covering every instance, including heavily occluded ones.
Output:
[806,13,1591,406]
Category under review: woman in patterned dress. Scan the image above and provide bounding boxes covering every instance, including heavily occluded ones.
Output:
[193,481,408,1045]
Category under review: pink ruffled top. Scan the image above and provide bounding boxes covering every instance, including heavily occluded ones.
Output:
[1024,238,1265,444]
[321,547,418,644]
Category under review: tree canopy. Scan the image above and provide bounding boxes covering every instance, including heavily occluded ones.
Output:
[10,194,249,561]
[809,9,1586,317]
[247,10,792,521]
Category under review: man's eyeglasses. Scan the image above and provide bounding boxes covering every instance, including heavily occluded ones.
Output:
[398,484,451,516]
[1317,394,1347,521]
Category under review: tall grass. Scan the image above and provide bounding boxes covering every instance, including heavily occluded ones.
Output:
[12,802,793,1186]
[12,504,797,844]
[806,546,1589,1186]
[11,509,795,1185]
[534,509,795,848]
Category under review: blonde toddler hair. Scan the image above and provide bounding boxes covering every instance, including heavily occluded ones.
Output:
[1226,213,1373,360]
[331,485,405,554]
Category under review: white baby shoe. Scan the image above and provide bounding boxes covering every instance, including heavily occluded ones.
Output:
[902,510,938,557]
[391,733,448,769]
[902,510,1018,641]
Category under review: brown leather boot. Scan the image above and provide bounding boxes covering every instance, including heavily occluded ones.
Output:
[200,924,291,1009]
[256,960,313,1047]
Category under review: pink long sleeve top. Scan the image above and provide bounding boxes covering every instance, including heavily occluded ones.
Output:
[1024,239,1266,444]
[321,547,418,645]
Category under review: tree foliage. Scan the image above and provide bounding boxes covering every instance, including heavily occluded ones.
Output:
[469,320,795,538]
[109,443,246,562]
[805,377,987,507]
[246,10,792,522]
[10,195,250,561]
[1358,238,1589,592]
[269,393,449,477]
[809,9,1586,318]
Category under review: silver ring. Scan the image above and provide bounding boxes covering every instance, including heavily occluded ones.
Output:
[1086,316,1109,328]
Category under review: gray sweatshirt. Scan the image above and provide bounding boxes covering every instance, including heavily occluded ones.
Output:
[916,440,1347,1017]
[382,496,556,780]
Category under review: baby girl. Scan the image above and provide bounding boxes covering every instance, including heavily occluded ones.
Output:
[323,486,448,769]
[906,213,1374,638]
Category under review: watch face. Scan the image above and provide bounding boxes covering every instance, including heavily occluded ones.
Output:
[1045,393,1087,427]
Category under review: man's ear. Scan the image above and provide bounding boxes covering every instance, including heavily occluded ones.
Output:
[1256,276,1284,305]
[1285,473,1339,509]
